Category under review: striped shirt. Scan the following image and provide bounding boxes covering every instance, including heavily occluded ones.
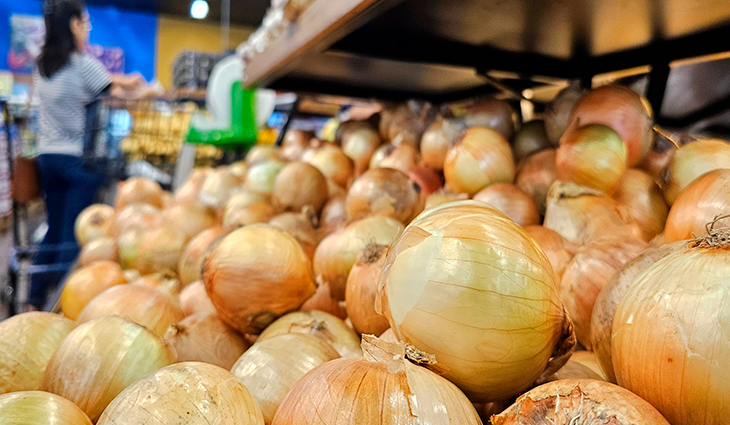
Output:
[34,53,112,156]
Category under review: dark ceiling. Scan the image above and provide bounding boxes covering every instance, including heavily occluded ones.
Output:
[84,0,269,27]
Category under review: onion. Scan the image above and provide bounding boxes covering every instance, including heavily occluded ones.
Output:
[613,233,730,425]
[524,225,579,280]
[272,336,482,424]
[492,379,669,424]
[345,244,390,336]
[135,225,188,275]
[299,281,347,319]
[590,241,684,382]
[424,190,468,210]
[309,146,354,188]
[231,333,340,423]
[559,237,648,348]
[318,195,348,237]
[74,204,114,245]
[0,391,92,424]
[665,168,730,241]
[61,261,126,320]
[661,139,730,205]
[567,85,653,166]
[258,310,361,358]
[173,168,211,205]
[245,160,286,195]
[420,117,459,171]
[161,203,217,241]
[342,126,381,175]
[544,181,642,245]
[198,167,241,208]
[247,145,281,165]
[368,143,392,169]
[405,165,442,197]
[379,327,397,342]
[115,177,164,210]
[378,201,576,401]
[281,130,312,162]
[473,183,541,227]
[377,144,420,173]
[108,202,161,236]
[132,272,182,297]
[557,124,627,194]
[223,189,270,217]
[203,225,316,333]
[43,316,174,421]
[346,168,423,223]
[228,160,249,179]
[97,362,264,425]
[613,169,668,241]
[0,313,75,394]
[314,216,404,300]
[223,200,276,227]
[638,130,677,180]
[544,84,584,145]
[116,228,149,270]
[78,284,185,337]
[547,351,608,382]
[300,147,318,164]
[268,212,319,260]
[325,178,346,198]
[164,312,249,369]
[512,120,551,162]
[178,226,232,286]
[515,149,557,214]
[464,98,516,139]
[444,127,515,196]
[179,281,215,317]
[78,237,117,266]
[272,162,328,213]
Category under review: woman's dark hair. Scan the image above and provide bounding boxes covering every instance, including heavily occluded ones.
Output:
[37,0,85,78]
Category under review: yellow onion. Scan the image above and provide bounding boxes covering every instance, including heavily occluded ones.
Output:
[464,98,516,139]
[272,336,482,425]
[544,181,642,245]
[665,168,730,241]
[638,130,678,180]
[299,280,347,319]
[246,144,281,165]
[444,127,515,196]
[662,139,730,205]
[342,126,381,175]
[346,168,423,223]
[547,351,608,382]
[560,237,648,348]
[223,200,276,227]
[198,167,241,208]
[226,189,270,211]
[524,225,579,280]
[229,160,250,179]
[203,225,316,333]
[420,117,457,171]
[78,237,117,266]
[258,310,361,358]
[377,144,420,173]
[268,212,319,260]
[318,196,347,237]
[132,272,182,297]
[515,149,557,214]
[492,379,669,424]
[613,233,730,425]
[115,177,164,210]
[405,165,442,198]
[231,333,340,424]
[309,146,354,188]
[512,120,552,162]
[78,284,185,337]
[0,313,75,394]
[61,261,127,320]
[314,216,404,300]
[74,204,114,245]
[245,160,286,195]
[179,280,215,317]
[135,225,188,275]
[472,183,541,227]
[108,202,162,236]
[272,162,328,213]
[544,84,584,145]
[43,316,175,422]
[161,203,217,241]
[378,201,576,401]
[557,124,627,194]
[326,177,346,198]
[613,168,668,241]
[0,391,92,425]
[97,362,264,425]
[345,244,390,336]
[281,130,312,162]
[590,241,684,382]
[424,190,468,210]
[300,147,318,164]
[116,228,149,270]
[173,168,211,205]
[368,143,392,169]
[178,226,231,286]
[164,312,249,369]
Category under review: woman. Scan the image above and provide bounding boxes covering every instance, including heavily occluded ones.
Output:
[27,0,144,309]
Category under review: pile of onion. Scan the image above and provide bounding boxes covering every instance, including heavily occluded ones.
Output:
[161,203,217,241]
[272,162,328,213]
[341,126,381,175]
[245,160,285,195]
[74,204,114,245]
[515,149,557,214]
[178,226,231,286]
[231,333,340,423]
[164,312,249,369]
[43,316,175,422]
[661,138,730,205]
[0,391,92,424]
[557,124,627,194]
[317,196,348,237]
[246,145,281,165]
[524,225,579,280]
[473,183,541,227]
[345,244,391,336]
[108,202,162,236]
[272,336,482,425]
[544,84,584,145]
[664,168,730,241]
[135,225,188,275]
[308,146,354,188]
[115,177,164,210]
[346,167,423,223]
[443,127,515,196]
[559,237,648,348]
[198,167,241,208]
[370,144,420,173]
[61,261,126,320]
[79,237,118,266]
[179,281,215,317]
[378,201,576,401]
[613,169,668,241]
[97,362,264,425]
[464,98,516,139]
[511,120,552,162]
[223,200,276,227]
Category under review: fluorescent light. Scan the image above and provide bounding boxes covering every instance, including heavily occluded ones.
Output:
[190,0,209,19]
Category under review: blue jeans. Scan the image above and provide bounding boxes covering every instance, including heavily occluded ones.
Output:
[29,154,101,308]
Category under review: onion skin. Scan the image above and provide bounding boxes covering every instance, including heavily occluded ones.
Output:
[247,145,282,165]
[547,351,609,382]
[223,201,276,227]
[420,117,453,171]
[115,177,164,210]
[377,144,420,173]
[544,84,584,145]
[116,228,149,270]
[524,225,579,281]
[97,362,264,425]
[178,226,232,287]
[638,130,677,180]
[75,204,114,245]
[225,189,270,214]
[135,225,188,275]
[272,162,328,213]
[405,165,442,198]
[78,237,117,266]
[342,126,382,175]
[0,391,92,425]
[559,237,648,349]
[132,273,181,297]
[179,281,215,317]
[464,98,516,139]
[108,202,161,237]
[245,160,286,195]
[231,333,340,424]
[664,169,730,242]
[0,313,75,394]
[309,146,354,188]
[173,168,211,205]
[345,244,391,336]
[662,139,730,206]
[318,195,348,237]
[164,312,250,369]
[61,261,127,320]
[515,149,557,215]
[228,160,250,179]
[203,225,316,334]
[612,169,668,241]
[268,212,319,261]
[512,120,552,162]
[492,379,669,425]
[281,130,312,162]
[424,190,469,210]
[346,168,424,224]
[472,183,541,227]
[160,202,217,241]
[299,281,347,319]
[43,316,175,422]
[444,127,515,196]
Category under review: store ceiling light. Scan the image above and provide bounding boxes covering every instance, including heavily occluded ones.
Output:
[190,0,209,19]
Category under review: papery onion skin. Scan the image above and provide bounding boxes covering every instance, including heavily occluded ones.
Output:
[544,84,584,145]
[108,202,161,237]
[524,225,578,281]
[492,379,670,425]
[299,281,347,319]
[472,183,541,227]
[179,280,216,317]
[547,351,609,382]
[269,212,319,261]
[164,312,249,369]
[223,201,276,227]
[0,313,75,394]
[115,177,164,210]
[273,162,329,213]
[79,237,118,266]
[664,168,730,242]
[245,160,286,195]
[43,316,175,422]
[135,225,188,275]
[516,149,558,215]
[378,144,421,174]
[231,333,340,424]
[318,195,348,237]
[662,139,730,206]
[97,362,264,425]
[464,98,516,140]
[512,120,552,162]
[61,261,127,320]
[444,127,515,196]
[379,201,575,402]
[246,145,282,165]
[309,146,354,188]
[342,127,382,175]
[346,168,424,224]
[613,169,669,241]
[75,204,114,245]
[0,391,92,425]
[346,244,391,336]
[178,226,232,287]
[161,202,217,241]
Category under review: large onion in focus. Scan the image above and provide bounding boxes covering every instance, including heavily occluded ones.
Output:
[179,281,215,317]
[268,212,319,260]
[108,202,161,236]
[245,160,286,195]
[444,127,515,196]
[524,225,579,280]
[0,391,92,425]
[544,84,584,145]
[613,169,668,241]
[161,203,217,241]
[309,146,354,188]
[74,204,114,245]
[346,168,423,223]
[345,244,390,336]
[61,261,126,320]
[342,126,381,175]
[178,226,231,286]
[664,168,730,241]
[464,98,516,139]
[661,139,730,205]
[557,124,627,194]
[135,225,188,275]
[43,316,174,422]
[378,201,576,401]
[515,149,557,214]
[272,162,328,213]
[164,312,249,369]
[115,177,164,210]
[79,237,117,266]
[473,183,541,227]
[318,196,347,237]
[512,120,552,162]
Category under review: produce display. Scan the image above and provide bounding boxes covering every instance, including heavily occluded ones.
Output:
[3,83,730,424]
